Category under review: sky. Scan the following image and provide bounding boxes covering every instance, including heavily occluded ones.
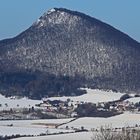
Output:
[0,0,140,42]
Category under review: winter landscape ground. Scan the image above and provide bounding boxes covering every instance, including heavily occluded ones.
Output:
[0,88,140,140]
[0,3,140,140]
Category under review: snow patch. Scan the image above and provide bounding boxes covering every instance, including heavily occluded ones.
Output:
[33,18,46,28]
[0,118,74,136]
[126,97,140,104]
[14,132,92,140]
[36,19,41,24]
[47,8,56,15]
[0,94,42,110]
[60,113,140,130]
[48,88,124,103]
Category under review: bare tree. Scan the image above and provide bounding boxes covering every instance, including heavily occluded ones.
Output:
[92,126,140,140]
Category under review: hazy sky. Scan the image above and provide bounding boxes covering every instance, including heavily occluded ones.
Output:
[0,0,140,42]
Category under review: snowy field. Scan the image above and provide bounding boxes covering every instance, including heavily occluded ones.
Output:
[126,97,140,104]
[0,94,42,110]
[0,118,74,136]
[60,113,140,130]
[14,132,93,140]
[0,126,74,136]
[0,88,124,111]
[1,112,139,139]
[0,118,73,127]
[12,113,140,140]
[48,88,124,103]
[0,89,139,140]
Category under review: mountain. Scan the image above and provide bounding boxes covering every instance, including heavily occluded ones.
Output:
[0,8,140,99]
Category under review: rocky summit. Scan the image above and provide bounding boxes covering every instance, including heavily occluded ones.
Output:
[0,8,140,99]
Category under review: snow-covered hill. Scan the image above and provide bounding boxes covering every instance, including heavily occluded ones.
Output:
[0,94,42,110]
[60,112,140,130]
[126,97,140,104]
[1,8,140,98]
[48,88,123,103]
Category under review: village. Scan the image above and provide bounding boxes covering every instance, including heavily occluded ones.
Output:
[0,93,140,120]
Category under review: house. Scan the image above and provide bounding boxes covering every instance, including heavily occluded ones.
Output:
[71,112,78,117]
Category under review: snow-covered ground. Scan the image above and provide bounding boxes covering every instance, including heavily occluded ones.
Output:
[14,132,93,140]
[12,113,140,140]
[0,126,74,136]
[0,88,124,111]
[126,97,140,104]
[0,118,74,136]
[60,113,140,130]
[0,89,139,140]
[48,88,124,103]
[0,118,73,127]
[3,112,139,139]
[0,94,42,110]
